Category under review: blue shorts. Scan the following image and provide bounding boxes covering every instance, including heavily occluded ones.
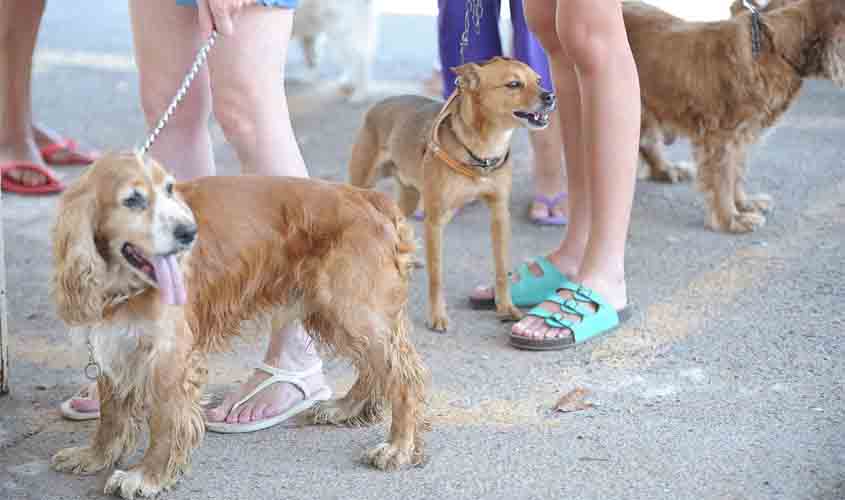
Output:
[176,0,297,7]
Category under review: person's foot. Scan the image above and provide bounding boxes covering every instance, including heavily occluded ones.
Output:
[60,382,101,420]
[510,276,627,342]
[530,191,569,224]
[0,140,53,187]
[33,124,99,165]
[469,254,579,304]
[205,363,328,424]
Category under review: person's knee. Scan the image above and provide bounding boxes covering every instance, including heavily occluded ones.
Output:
[212,85,261,151]
[557,19,629,77]
[523,2,558,52]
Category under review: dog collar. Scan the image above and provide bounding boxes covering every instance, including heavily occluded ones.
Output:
[428,88,510,180]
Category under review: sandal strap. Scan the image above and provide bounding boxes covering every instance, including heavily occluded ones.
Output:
[39,138,77,158]
[229,361,324,415]
[534,192,567,210]
[545,293,595,317]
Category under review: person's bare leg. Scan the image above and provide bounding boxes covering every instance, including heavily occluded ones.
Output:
[528,114,568,221]
[129,0,215,180]
[208,7,306,177]
[203,6,324,424]
[0,0,55,187]
[469,1,583,303]
[513,0,639,340]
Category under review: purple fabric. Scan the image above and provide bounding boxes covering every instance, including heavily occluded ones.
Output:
[437,0,553,99]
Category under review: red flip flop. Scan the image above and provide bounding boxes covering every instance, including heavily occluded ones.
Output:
[40,138,100,166]
[1,162,65,195]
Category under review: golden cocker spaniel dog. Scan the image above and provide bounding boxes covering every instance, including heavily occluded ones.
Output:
[49,153,428,498]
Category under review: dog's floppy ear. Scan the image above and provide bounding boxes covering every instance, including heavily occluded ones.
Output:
[51,171,108,326]
[451,62,482,91]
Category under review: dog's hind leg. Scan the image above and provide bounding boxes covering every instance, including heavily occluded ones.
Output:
[397,183,420,217]
[52,377,142,476]
[362,310,428,470]
[309,309,428,470]
[695,139,765,233]
[639,119,694,183]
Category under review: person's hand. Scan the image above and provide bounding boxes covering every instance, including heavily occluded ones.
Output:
[197,0,255,37]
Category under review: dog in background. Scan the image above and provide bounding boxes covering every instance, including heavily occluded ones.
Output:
[49,154,428,498]
[292,0,378,102]
[348,57,556,331]
[628,0,845,233]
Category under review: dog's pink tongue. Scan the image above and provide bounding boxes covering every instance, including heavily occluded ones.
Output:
[153,255,187,306]
[152,255,187,305]
[152,256,175,305]
[166,254,187,305]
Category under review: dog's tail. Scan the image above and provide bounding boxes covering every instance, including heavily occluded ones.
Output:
[348,115,382,189]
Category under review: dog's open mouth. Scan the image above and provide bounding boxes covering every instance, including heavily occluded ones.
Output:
[122,243,156,283]
[514,110,551,128]
[121,243,187,305]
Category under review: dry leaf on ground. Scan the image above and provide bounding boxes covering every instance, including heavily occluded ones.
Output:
[554,387,593,413]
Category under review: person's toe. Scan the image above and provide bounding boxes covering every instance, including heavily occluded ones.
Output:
[471,285,494,300]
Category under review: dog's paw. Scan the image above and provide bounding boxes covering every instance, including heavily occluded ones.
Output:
[311,399,385,427]
[363,442,415,471]
[710,211,766,233]
[651,161,695,183]
[51,446,111,475]
[737,193,773,214]
[496,304,524,322]
[339,83,368,104]
[668,161,696,183]
[104,469,162,499]
[428,313,449,333]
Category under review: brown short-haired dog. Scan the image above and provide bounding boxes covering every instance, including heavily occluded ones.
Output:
[348,57,556,331]
[628,0,845,232]
[49,154,428,498]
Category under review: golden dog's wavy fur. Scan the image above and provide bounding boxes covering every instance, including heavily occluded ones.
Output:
[50,154,428,498]
[629,0,845,232]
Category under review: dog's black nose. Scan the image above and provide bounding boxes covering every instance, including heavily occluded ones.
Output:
[541,91,556,106]
[174,223,198,245]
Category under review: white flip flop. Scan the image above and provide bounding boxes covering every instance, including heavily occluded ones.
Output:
[205,362,332,434]
[59,383,101,421]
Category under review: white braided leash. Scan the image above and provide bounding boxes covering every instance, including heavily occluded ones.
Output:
[138,30,219,156]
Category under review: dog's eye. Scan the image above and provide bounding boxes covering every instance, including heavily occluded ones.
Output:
[123,192,148,210]
[165,182,174,197]
[506,81,524,89]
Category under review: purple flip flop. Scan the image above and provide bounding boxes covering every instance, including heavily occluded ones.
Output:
[530,193,568,226]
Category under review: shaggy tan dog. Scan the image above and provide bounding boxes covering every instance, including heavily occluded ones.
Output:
[49,154,428,498]
[628,0,845,232]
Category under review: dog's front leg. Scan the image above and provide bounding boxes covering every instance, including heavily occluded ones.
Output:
[486,193,522,322]
[695,140,765,233]
[104,353,206,499]
[52,377,140,475]
[424,208,450,332]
